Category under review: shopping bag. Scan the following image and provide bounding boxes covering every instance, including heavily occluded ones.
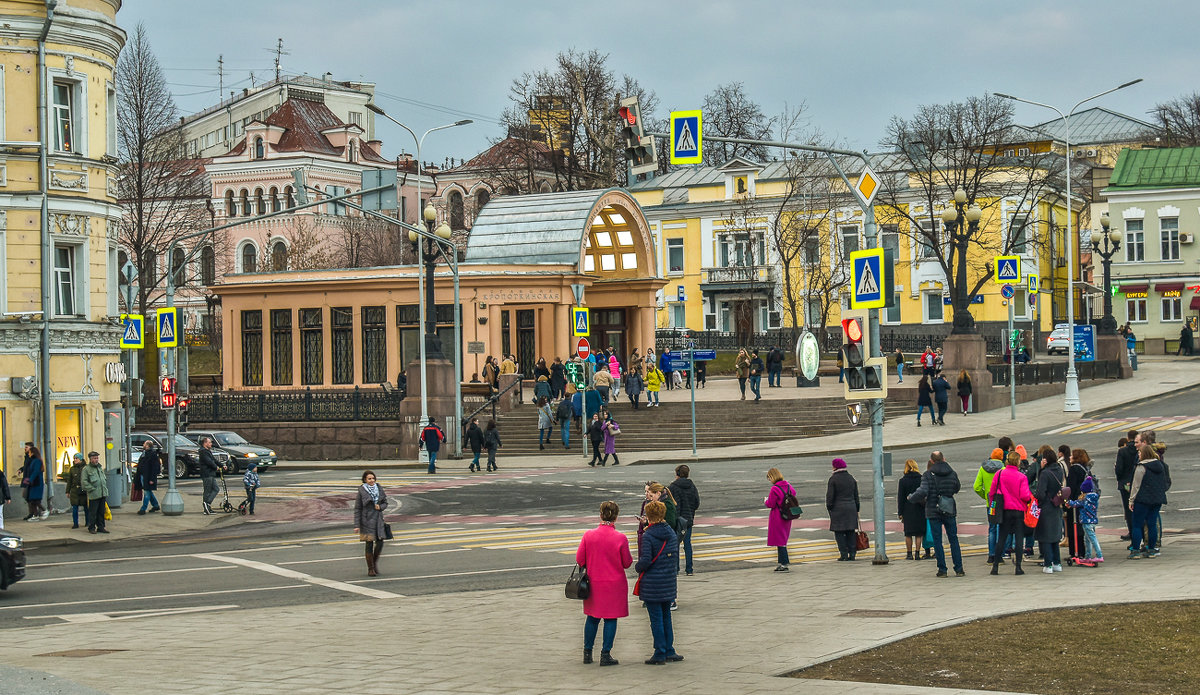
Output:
[103,502,113,520]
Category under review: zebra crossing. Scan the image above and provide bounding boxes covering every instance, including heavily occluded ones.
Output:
[1042,415,1200,437]
[257,474,474,499]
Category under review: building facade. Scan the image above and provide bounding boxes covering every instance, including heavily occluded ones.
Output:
[0,0,126,479]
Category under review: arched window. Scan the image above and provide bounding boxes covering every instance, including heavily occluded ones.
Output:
[475,188,491,212]
[255,188,266,215]
[285,185,295,208]
[143,250,157,284]
[448,190,464,230]
[271,240,288,271]
[241,242,257,273]
[117,250,129,276]
[240,189,250,217]
[225,190,236,217]
[269,186,280,212]
[200,245,215,285]
[348,140,357,162]
[254,137,265,159]
[170,247,186,284]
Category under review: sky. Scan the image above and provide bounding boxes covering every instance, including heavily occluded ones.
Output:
[120,0,1200,164]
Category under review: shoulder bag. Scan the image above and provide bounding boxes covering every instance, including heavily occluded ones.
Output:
[632,540,666,597]
[854,515,870,551]
[565,563,590,600]
[935,493,956,517]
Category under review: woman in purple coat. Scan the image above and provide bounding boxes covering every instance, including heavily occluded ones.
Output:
[601,413,621,466]
[764,467,796,572]
[575,501,633,666]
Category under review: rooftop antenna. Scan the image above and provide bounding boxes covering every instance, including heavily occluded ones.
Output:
[217,54,224,97]
[268,38,289,81]
[249,71,256,88]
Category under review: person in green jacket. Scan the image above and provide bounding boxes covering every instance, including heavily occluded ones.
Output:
[80,451,109,534]
[64,453,87,529]
[974,448,1006,564]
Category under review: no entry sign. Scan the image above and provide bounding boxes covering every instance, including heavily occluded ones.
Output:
[576,337,591,360]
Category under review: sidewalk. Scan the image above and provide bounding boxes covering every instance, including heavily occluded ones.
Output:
[5,530,1198,694]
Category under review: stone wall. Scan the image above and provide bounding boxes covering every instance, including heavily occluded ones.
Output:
[190,420,405,461]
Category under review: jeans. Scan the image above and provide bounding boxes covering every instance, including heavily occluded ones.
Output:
[539,428,552,445]
[244,487,257,514]
[738,378,747,397]
[917,404,930,423]
[1040,540,1061,567]
[1119,486,1133,535]
[427,449,439,474]
[596,386,609,404]
[644,601,676,661]
[768,366,782,387]
[663,373,673,390]
[201,475,218,506]
[486,446,497,469]
[87,496,107,531]
[584,616,618,652]
[987,521,1000,557]
[1131,502,1161,551]
[838,367,845,383]
[897,362,905,382]
[1082,523,1102,559]
[678,520,694,573]
[71,504,84,526]
[927,516,963,573]
[749,375,761,399]
[648,390,659,404]
[471,449,481,469]
[935,400,948,423]
[560,420,570,447]
[776,545,789,565]
[139,488,160,512]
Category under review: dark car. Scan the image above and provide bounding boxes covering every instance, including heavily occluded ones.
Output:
[130,431,231,479]
[185,431,277,473]
[0,529,26,590]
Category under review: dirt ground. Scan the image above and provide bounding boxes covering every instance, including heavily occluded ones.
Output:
[790,600,1200,695]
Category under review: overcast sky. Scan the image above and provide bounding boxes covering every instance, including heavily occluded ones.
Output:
[121,0,1200,164]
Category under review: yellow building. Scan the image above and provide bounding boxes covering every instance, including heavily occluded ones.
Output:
[0,0,126,483]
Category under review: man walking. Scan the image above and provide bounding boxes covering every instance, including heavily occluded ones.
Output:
[81,451,109,534]
[766,345,783,388]
[136,439,162,515]
[669,465,701,576]
[421,417,445,474]
[198,436,221,515]
[748,350,765,401]
[932,372,951,425]
[907,451,964,577]
[1114,430,1138,541]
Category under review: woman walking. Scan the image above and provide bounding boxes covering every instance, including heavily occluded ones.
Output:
[534,374,552,403]
[465,418,485,472]
[354,470,388,577]
[896,459,925,559]
[608,353,622,398]
[956,370,972,415]
[575,501,632,666]
[537,397,554,450]
[826,458,861,561]
[764,468,796,571]
[735,349,751,401]
[645,364,663,407]
[636,500,682,665]
[22,445,45,521]
[484,420,501,472]
[916,375,933,427]
[1035,450,1065,573]
[550,357,567,399]
[587,413,605,467]
[601,413,621,466]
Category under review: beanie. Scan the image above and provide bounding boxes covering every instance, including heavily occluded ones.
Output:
[1080,478,1094,493]
[1015,444,1028,461]
[832,458,847,469]
[990,448,1004,461]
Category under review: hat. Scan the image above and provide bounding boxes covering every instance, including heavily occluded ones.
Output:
[832,458,847,469]
[246,461,259,470]
[1080,478,1094,493]
[990,448,1004,461]
[72,452,85,462]
[1015,445,1028,461]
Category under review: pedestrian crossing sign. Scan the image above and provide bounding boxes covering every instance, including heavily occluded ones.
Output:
[120,314,144,349]
[995,255,1021,284]
[156,307,179,348]
[849,248,891,309]
[572,307,589,337]
[670,110,702,165]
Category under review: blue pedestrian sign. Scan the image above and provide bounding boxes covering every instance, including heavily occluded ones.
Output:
[572,307,590,337]
[156,307,179,348]
[670,110,702,165]
[849,248,888,309]
[120,314,144,349]
[1028,273,1039,295]
[995,255,1021,284]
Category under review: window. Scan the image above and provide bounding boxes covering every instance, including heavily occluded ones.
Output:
[1125,219,1144,262]
[285,185,295,208]
[143,249,157,285]
[348,111,363,126]
[1126,297,1147,323]
[269,186,280,213]
[802,234,820,267]
[240,242,257,273]
[300,308,323,385]
[52,81,75,152]
[718,232,763,266]
[884,292,901,324]
[881,225,900,262]
[917,220,939,258]
[270,309,293,385]
[332,307,354,384]
[448,190,464,229]
[240,189,250,217]
[170,247,186,285]
[53,245,77,315]
[271,240,287,271]
[1012,288,1030,319]
[255,188,266,215]
[1160,217,1180,261]
[254,137,265,160]
[200,245,215,285]
[1018,147,1030,157]
[1008,214,1029,254]
[1162,296,1182,322]
[106,82,117,157]
[224,190,236,217]
[666,238,684,274]
[840,225,859,261]
[805,298,822,328]
[670,303,686,328]
[241,310,263,386]
[362,306,386,383]
[348,140,357,162]
[475,189,490,215]
[923,291,944,323]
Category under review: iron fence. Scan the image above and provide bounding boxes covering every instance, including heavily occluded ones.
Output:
[657,329,1003,355]
[136,387,406,423]
[987,360,1120,386]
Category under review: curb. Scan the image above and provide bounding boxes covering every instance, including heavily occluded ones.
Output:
[1083,382,1200,418]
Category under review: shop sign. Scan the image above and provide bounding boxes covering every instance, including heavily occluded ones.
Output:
[55,407,82,476]
[1124,291,1148,299]
[1162,290,1182,298]
[105,362,128,384]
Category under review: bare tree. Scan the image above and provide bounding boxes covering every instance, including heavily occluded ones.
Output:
[702,82,776,166]
[1151,92,1200,146]
[716,195,773,346]
[116,23,210,318]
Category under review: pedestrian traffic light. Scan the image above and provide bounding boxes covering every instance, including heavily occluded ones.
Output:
[1009,329,1021,349]
[159,376,177,409]
[617,96,658,176]
[178,397,190,430]
[841,310,887,400]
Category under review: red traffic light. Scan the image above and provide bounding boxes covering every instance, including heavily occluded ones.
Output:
[161,392,178,409]
[159,376,176,394]
[841,318,863,344]
[618,105,637,125]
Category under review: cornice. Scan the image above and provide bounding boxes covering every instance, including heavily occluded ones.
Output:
[0,322,122,355]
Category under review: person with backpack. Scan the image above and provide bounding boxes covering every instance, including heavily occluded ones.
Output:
[669,465,701,576]
[645,365,663,407]
[601,413,621,467]
[1066,478,1103,563]
[555,397,573,448]
[906,451,964,577]
[483,420,501,472]
[242,461,261,515]
[827,458,861,562]
[420,417,445,474]
[465,418,485,472]
[764,467,797,571]
[537,397,554,451]
[989,451,1033,575]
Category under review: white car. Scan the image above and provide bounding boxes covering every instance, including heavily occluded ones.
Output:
[1046,328,1071,355]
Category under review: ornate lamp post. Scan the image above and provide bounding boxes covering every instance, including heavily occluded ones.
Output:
[940,187,983,334]
[409,205,453,361]
[1095,212,1123,333]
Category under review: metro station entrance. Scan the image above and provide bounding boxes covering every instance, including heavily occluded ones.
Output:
[593,308,626,361]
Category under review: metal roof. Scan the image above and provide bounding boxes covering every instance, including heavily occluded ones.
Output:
[1108,146,1200,189]
[628,152,904,192]
[464,188,642,265]
[1031,107,1159,145]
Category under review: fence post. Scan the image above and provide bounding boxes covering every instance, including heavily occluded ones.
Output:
[258,392,265,422]
[305,387,313,420]
[354,385,361,420]
[213,391,220,423]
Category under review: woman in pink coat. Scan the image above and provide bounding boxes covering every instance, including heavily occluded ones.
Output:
[987,451,1033,576]
[575,500,633,666]
[608,353,622,396]
[764,467,796,572]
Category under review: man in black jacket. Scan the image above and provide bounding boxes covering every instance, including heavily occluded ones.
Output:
[669,465,702,576]
[907,451,963,577]
[766,346,783,388]
[198,436,221,515]
[1114,430,1139,540]
[586,413,605,467]
[136,439,162,514]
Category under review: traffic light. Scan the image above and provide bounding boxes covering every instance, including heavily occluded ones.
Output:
[178,396,190,430]
[617,96,658,176]
[841,310,887,399]
[159,376,177,409]
[1009,329,1021,349]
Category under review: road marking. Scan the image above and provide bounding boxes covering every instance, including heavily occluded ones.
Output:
[193,553,403,599]
[27,605,239,624]
[0,584,308,612]
[276,548,470,566]
[23,566,231,584]
[352,563,576,584]
[27,546,303,569]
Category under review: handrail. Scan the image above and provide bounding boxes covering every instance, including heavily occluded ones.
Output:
[463,373,524,427]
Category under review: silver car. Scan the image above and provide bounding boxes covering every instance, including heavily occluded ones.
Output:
[1046,327,1071,355]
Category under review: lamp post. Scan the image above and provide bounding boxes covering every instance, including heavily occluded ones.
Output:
[940,188,983,334]
[995,78,1142,412]
[410,207,453,360]
[1095,213,1123,333]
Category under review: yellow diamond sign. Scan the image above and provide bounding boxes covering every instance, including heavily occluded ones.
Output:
[855,165,880,206]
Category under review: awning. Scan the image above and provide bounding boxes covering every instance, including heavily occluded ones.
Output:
[1191,295,1200,311]
[1119,284,1148,294]
[1154,282,1185,293]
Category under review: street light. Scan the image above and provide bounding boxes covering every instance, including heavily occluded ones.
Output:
[1095,213,1123,333]
[940,187,983,334]
[994,78,1142,412]
[409,207,454,360]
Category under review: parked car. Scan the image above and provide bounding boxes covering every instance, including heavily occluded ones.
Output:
[1046,327,1071,355]
[185,430,277,472]
[0,529,26,591]
[130,431,231,479]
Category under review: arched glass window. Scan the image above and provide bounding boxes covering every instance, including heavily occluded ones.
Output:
[475,188,491,212]
[225,190,236,217]
[200,245,215,285]
[348,140,357,162]
[241,243,257,273]
[269,186,280,212]
[449,190,464,230]
[254,137,265,159]
[271,240,288,271]
[285,185,295,208]
[240,189,250,217]
[170,247,186,284]
[255,188,265,215]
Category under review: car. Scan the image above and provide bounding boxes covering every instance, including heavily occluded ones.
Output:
[130,431,232,479]
[185,430,277,472]
[1046,327,1071,355]
[0,529,26,591]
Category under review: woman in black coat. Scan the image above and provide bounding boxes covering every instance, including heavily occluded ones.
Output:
[826,458,861,561]
[916,375,933,426]
[956,370,972,416]
[896,459,928,560]
[549,358,567,399]
[1034,451,1065,572]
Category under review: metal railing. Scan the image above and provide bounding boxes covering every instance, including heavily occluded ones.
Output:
[702,265,773,285]
[463,373,525,430]
[988,359,1120,386]
[137,386,406,423]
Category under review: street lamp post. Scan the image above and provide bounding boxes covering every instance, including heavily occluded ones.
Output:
[995,78,1142,412]
[940,188,983,334]
[1095,213,1123,333]
[410,208,453,360]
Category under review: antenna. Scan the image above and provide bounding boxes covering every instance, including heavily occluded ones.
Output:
[217,55,224,96]
[268,38,290,81]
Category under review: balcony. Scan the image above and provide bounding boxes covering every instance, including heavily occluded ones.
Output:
[700,265,774,291]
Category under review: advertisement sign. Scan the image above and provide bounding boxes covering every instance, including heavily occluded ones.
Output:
[1073,324,1095,362]
[55,406,82,476]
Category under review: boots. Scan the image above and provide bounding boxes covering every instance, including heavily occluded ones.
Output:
[583,649,593,664]
[599,651,618,666]
[366,548,377,577]
[373,544,382,575]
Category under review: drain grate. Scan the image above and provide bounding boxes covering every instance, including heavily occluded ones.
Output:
[840,609,910,618]
[36,649,128,658]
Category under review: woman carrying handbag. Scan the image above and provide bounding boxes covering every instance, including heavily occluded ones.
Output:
[635,501,681,665]
[826,458,861,561]
[353,470,389,577]
[574,501,632,666]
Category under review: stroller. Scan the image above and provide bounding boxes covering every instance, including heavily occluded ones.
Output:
[214,469,236,514]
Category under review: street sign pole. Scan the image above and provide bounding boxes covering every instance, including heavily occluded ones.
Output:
[1008,300,1016,420]
[689,341,697,457]
[122,264,137,493]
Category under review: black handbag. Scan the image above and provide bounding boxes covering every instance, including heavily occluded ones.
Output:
[935,494,956,517]
[565,564,590,600]
[383,523,394,540]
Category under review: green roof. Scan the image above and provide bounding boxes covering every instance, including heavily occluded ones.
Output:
[1108,147,1200,189]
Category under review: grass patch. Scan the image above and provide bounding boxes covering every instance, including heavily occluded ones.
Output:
[790,600,1200,695]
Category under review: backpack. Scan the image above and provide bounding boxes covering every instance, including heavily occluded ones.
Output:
[778,486,803,520]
